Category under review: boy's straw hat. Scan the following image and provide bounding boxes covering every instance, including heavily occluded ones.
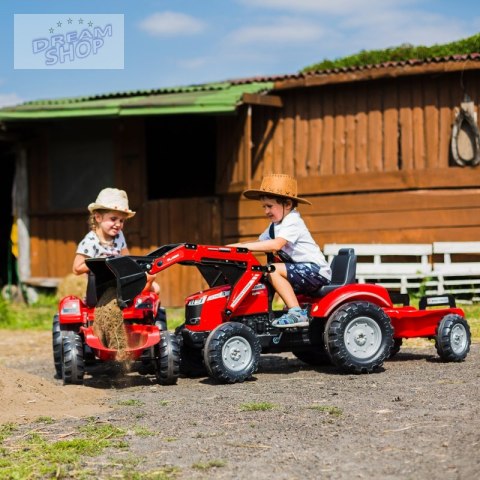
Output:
[243,173,311,205]
[88,188,136,218]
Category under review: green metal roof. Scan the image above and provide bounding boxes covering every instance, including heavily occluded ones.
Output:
[0,81,274,121]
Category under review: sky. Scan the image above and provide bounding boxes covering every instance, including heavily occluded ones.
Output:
[0,0,479,107]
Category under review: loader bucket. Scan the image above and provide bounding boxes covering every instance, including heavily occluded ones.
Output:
[86,256,148,308]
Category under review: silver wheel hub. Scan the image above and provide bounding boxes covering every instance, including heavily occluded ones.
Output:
[344,316,382,359]
[450,324,467,354]
[222,336,252,372]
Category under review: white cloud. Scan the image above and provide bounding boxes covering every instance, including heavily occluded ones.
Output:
[228,18,326,45]
[139,11,206,37]
[0,93,23,108]
[238,0,412,15]
[177,57,208,69]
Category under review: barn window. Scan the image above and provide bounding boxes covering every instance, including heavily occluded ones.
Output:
[145,115,216,199]
[48,120,114,210]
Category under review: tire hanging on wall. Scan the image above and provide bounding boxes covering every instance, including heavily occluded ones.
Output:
[451,107,480,167]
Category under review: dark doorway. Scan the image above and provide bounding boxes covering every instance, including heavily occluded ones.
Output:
[145,115,217,199]
[0,145,16,287]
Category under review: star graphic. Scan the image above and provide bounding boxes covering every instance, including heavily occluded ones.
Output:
[88,21,93,27]
[57,21,62,27]
[49,27,54,34]
[67,18,73,24]
[79,18,84,24]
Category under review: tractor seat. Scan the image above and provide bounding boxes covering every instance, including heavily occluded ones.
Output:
[313,248,357,297]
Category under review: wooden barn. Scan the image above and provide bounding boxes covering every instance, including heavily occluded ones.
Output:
[1,53,480,306]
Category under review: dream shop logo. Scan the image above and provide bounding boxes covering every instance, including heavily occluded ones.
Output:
[14,14,124,69]
[32,18,112,66]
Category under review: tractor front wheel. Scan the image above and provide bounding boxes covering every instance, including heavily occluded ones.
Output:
[203,322,261,383]
[154,331,181,385]
[324,301,393,374]
[435,314,471,362]
[61,331,85,385]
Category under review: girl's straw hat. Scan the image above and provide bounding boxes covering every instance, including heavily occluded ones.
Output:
[243,173,311,205]
[88,188,136,218]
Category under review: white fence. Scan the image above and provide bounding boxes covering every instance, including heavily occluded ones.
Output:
[324,242,480,301]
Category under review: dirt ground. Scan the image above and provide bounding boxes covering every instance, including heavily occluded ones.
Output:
[0,329,479,479]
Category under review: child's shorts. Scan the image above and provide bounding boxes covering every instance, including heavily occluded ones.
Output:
[285,262,330,295]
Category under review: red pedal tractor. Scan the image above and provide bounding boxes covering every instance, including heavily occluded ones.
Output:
[88,244,471,384]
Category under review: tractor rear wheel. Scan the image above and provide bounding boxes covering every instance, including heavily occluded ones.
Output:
[61,331,85,385]
[154,331,180,385]
[52,314,62,379]
[324,301,393,374]
[203,322,261,383]
[435,314,471,362]
[389,338,403,358]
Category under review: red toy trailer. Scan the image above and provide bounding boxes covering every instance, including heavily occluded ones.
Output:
[53,264,180,386]
[88,243,471,384]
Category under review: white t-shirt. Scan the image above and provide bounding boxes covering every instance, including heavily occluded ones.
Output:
[259,209,331,280]
[76,231,127,258]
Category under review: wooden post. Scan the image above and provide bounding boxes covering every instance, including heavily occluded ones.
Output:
[13,145,30,282]
[245,105,252,189]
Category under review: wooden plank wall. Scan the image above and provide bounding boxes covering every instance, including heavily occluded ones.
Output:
[228,71,480,246]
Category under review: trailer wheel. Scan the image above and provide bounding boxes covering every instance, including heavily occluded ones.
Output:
[435,314,471,362]
[204,323,261,383]
[52,314,62,379]
[324,301,393,374]
[155,331,180,385]
[61,331,85,385]
[389,338,403,358]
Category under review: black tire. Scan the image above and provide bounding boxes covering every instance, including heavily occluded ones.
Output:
[52,314,62,379]
[154,307,168,331]
[203,322,261,384]
[435,314,471,362]
[154,332,181,385]
[324,301,394,374]
[389,338,403,358]
[61,331,85,385]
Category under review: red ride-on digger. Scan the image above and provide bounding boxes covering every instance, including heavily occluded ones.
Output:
[53,263,180,386]
[87,243,471,384]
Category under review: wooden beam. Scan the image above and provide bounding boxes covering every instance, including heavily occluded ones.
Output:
[242,93,283,108]
[273,60,480,91]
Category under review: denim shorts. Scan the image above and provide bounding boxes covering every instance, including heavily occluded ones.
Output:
[285,263,330,295]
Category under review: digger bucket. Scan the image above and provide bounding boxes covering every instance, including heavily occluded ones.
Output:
[86,256,149,308]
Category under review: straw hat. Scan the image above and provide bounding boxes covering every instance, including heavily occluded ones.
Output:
[88,188,136,218]
[243,173,311,205]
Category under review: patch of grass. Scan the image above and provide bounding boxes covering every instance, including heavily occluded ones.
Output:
[192,459,226,470]
[308,405,343,417]
[240,402,276,412]
[133,426,156,437]
[34,416,55,424]
[0,422,128,479]
[0,293,57,330]
[164,437,178,442]
[158,400,170,406]
[0,423,17,443]
[117,399,145,407]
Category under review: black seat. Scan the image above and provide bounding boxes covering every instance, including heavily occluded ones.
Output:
[313,248,357,297]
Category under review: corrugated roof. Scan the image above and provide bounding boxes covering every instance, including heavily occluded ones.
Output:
[0,81,274,120]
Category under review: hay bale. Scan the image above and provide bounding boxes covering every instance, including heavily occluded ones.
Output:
[57,273,88,299]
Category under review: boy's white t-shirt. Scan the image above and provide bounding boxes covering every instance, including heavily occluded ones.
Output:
[259,209,332,280]
[76,231,127,258]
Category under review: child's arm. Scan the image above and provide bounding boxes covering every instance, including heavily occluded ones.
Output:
[73,253,90,275]
[228,237,287,253]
